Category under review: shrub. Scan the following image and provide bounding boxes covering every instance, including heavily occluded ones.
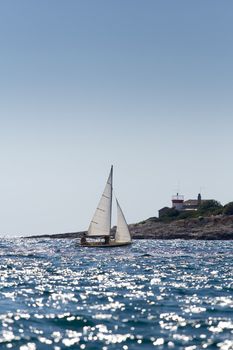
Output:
[198,200,223,215]
[176,211,198,220]
[147,217,160,222]
[164,208,179,217]
[159,208,179,222]
[223,202,233,215]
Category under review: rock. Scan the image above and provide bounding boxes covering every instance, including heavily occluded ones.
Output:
[25,215,233,240]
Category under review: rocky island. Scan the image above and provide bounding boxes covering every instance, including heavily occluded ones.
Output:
[25,200,233,240]
[130,215,233,240]
[26,214,233,240]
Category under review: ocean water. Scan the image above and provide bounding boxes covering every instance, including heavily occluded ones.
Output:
[0,239,232,350]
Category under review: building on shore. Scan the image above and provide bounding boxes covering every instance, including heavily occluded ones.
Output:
[159,193,213,218]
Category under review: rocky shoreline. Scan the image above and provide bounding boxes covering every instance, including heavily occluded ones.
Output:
[26,214,233,240]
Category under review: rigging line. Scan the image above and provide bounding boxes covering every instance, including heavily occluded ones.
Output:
[112,190,120,207]
[112,189,117,201]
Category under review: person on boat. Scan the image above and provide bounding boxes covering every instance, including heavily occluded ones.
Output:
[104,236,110,245]
[80,236,87,245]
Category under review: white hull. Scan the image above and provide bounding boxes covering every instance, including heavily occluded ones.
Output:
[80,240,131,248]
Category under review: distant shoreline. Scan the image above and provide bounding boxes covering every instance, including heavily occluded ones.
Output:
[24,214,233,240]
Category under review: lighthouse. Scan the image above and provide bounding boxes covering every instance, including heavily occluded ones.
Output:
[172,193,184,210]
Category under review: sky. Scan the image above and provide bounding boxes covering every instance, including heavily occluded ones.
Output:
[0,0,233,236]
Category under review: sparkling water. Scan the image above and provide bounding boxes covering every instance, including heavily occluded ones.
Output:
[0,239,232,349]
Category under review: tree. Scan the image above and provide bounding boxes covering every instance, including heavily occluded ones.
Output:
[160,207,179,221]
[223,202,233,215]
[198,200,223,215]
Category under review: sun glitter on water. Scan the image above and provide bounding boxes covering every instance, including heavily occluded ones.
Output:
[0,239,232,350]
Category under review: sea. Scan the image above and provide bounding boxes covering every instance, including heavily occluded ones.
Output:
[0,239,232,350]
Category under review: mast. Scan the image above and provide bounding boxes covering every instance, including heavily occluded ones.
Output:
[109,165,113,236]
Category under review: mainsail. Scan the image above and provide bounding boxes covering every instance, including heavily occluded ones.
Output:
[87,166,113,236]
[115,199,131,243]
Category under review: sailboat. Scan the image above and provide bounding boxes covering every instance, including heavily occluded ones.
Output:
[80,166,132,247]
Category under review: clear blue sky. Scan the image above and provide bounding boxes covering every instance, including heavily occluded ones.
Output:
[0,1,233,236]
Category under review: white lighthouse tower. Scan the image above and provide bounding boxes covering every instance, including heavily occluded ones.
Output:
[172,193,184,211]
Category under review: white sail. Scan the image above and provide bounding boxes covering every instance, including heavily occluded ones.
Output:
[87,166,113,236]
[115,199,131,243]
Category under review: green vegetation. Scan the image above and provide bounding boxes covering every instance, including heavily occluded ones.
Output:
[159,200,231,222]
[198,200,223,215]
[160,210,198,222]
[158,208,179,223]
[174,211,198,220]
[147,217,160,223]
[223,202,233,215]
[138,200,233,225]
